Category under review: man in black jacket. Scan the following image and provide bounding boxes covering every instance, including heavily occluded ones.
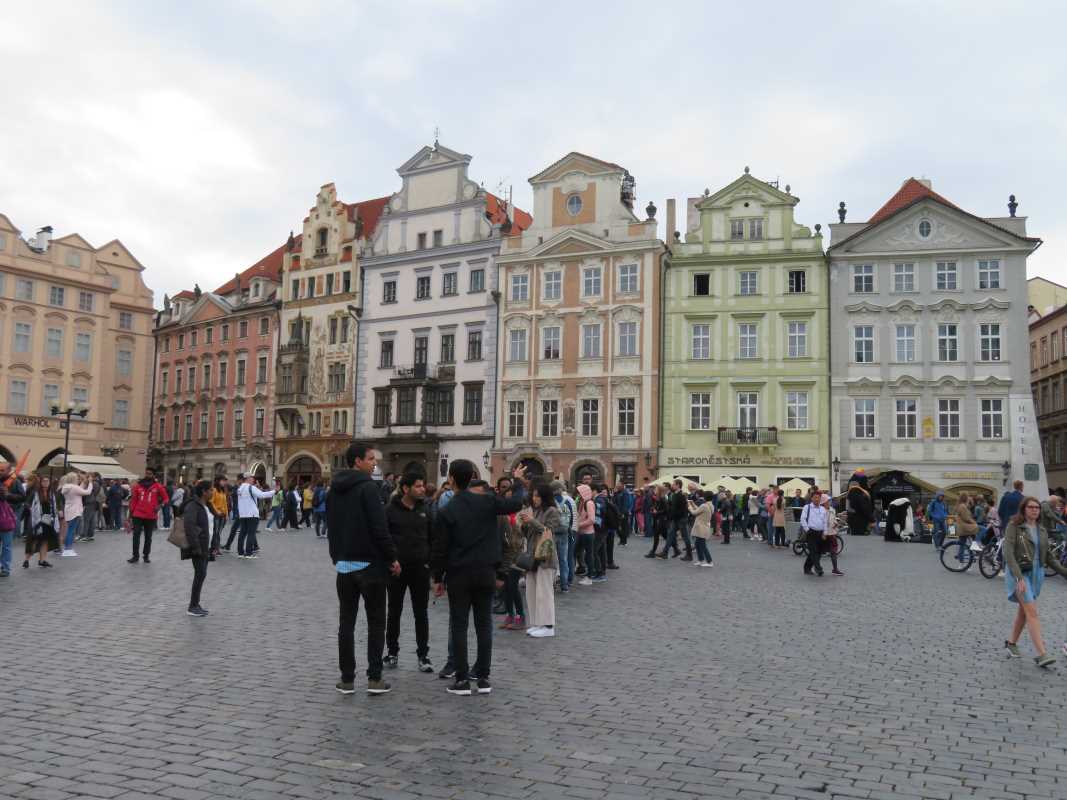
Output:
[431,460,525,696]
[383,473,434,673]
[327,443,401,696]
[661,479,693,560]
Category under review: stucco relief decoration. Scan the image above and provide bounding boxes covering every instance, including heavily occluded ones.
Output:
[538,383,561,400]
[562,400,576,434]
[612,304,642,322]
[577,381,601,399]
[504,384,527,400]
[612,377,639,396]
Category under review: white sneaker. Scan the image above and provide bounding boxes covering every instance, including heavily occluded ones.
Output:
[526,626,544,636]
[578,577,592,586]
[60,550,77,557]
[701,562,714,568]
[530,627,555,637]
[969,542,984,553]
[693,560,704,566]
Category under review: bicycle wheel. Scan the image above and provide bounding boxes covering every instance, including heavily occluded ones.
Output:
[978,548,1002,579]
[792,539,807,556]
[829,536,844,556]
[940,542,973,572]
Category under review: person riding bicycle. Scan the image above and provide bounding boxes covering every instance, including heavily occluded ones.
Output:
[954,494,978,562]
[927,491,949,549]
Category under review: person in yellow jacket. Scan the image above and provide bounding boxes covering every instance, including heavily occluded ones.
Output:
[300,483,314,528]
[209,477,230,556]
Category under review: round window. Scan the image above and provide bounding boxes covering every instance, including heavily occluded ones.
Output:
[918,220,932,238]
[566,194,583,217]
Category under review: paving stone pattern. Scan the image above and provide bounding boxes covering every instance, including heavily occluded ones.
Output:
[2,528,1067,799]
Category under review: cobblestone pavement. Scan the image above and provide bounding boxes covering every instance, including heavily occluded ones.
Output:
[2,526,1067,800]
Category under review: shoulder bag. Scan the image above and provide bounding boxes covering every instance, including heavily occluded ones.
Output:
[167,514,188,549]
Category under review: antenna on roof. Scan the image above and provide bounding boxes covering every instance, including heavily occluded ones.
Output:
[433,126,440,149]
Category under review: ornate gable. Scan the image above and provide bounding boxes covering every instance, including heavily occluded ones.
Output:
[530,152,626,184]
[697,171,797,211]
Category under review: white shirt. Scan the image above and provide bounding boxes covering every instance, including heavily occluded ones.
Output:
[800,503,830,532]
[237,482,275,518]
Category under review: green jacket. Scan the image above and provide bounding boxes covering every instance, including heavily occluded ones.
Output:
[1003,521,1067,582]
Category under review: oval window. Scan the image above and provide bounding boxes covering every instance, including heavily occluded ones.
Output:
[918,220,932,238]
[566,194,583,217]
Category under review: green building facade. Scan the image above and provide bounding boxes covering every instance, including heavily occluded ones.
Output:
[659,171,830,488]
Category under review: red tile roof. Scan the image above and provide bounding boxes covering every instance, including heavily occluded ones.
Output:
[867,178,960,225]
[213,241,287,295]
[172,290,196,300]
[486,192,533,232]
[346,196,391,239]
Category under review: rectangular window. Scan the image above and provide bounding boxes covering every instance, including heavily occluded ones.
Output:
[618,321,637,357]
[748,219,763,240]
[1052,331,1060,361]
[691,324,710,360]
[221,324,230,341]
[852,264,874,293]
[290,278,299,300]
[978,259,1001,290]
[380,340,394,368]
[233,410,243,439]
[218,362,228,387]
[199,412,208,440]
[187,367,195,392]
[255,408,265,436]
[509,329,527,362]
[215,410,224,438]
[469,269,484,293]
[383,280,397,303]
[72,386,88,406]
[895,398,918,439]
[693,273,710,296]
[236,360,246,387]
[417,232,427,250]
[936,261,957,290]
[730,219,744,240]
[185,414,194,441]
[172,414,180,441]
[980,323,1001,362]
[787,321,807,358]
[510,274,528,301]
[893,262,915,292]
[583,266,601,296]
[42,384,59,416]
[117,349,132,377]
[738,323,757,359]
[854,399,876,438]
[540,399,559,437]
[8,379,27,413]
[618,264,638,294]
[690,392,711,430]
[462,384,483,425]
[259,317,269,335]
[16,278,34,301]
[325,274,334,295]
[75,332,91,361]
[327,363,346,393]
[432,230,444,248]
[581,324,601,358]
[159,417,166,442]
[49,285,65,307]
[542,326,561,360]
[788,270,807,294]
[413,335,428,365]
[343,271,352,293]
[205,327,214,345]
[739,271,758,295]
[238,320,248,338]
[329,317,338,345]
[46,327,62,358]
[938,398,961,438]
[257,356,268,383]
[467,330,482,361]
[937,323,958,362]
[117,312,133,332]
[175,370,183,394]
[980,398,1004,438]
[190,330,198,347]
[543,270,562,300]
[786,390,809,430]
[78,291,94,312]
[161,372,169,396]
[895,324,916,362]
[14,322,31,353]
[374,390,391,427]
[617,397,635,436]
[203,364,211,388]
[737,392,758,428]
[442,272,458,296]
[341,316,350,344]
[854,326,874,363]
[440,333,455,363]
[416,275,431,300]
[581,398,600,437]
[507,400,525,438]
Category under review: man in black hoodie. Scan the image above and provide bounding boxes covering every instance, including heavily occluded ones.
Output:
[431,459,525,696]
[383,473,434,673]
[327,443,400,696]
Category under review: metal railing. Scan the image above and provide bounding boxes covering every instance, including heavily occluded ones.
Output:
[717,427,779,445]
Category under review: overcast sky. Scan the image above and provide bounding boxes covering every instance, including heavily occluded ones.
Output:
[2,1,1065,301]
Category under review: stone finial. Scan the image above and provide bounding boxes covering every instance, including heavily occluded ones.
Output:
[646,200,657,220]
[785,184,791,194]
[703,188,710,197]
[286,230,295,252]
[744,166,750,174]
[673,231,681,243]
[838,201,847,223]
[814,223,822,235]
[1008,194,1018,217]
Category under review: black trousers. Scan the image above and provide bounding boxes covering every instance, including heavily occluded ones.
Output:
[592,526,607,577]
[190,556,208,608]
[210,515,224,551]
[446,568,496,682]
[131,518,155,558]
[337,568,388,682]
[803,529,824,574]
[283,507,299,530]
[386,563,430,659]
[605,528,616,567]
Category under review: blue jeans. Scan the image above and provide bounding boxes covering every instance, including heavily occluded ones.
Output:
[576,533,595,578]
[932,519,947,549]
[162,504,172,529]
[237,517,259,555]
[64,517,82,550]
[554,532,572,590]
[0,530,13,572]
[644,510,653,536]
[956,535,971,561]
[267,506,283,529]
[976,526,992,547]
[694,537,711,563]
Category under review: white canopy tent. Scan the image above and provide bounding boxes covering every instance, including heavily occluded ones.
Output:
[48,454,138,480]
[777,477,815,495]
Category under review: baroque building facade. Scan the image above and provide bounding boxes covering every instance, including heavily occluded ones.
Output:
[827,179,1044,499]
[659,171,829,487]
[149,244,284,483]
[353,143,530,479]
[0,214,155,477]
[1030,305,1067,491]
[275,184,387,484]
[490,152,665,487]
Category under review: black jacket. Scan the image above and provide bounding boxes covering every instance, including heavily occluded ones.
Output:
[326,470,397,566]
[430,490,523,582]
[669,491,688,521]
[386,495,431,565]
[180,499,210,559]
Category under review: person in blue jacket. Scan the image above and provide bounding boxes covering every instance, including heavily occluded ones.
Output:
[927,491,949,549]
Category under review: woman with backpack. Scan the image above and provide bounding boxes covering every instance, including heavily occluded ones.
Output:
[179,480,212,617]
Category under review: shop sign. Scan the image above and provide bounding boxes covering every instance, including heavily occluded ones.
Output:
[12,415,52,428]
[941,471,996,480]
[665,454,815,467]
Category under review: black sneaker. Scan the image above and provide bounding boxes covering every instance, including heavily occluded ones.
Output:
[83,537,95,543]
[383,654,399,669]
[476,679,492,695]
[186,607,208,617]
[418,657,434,673]
[195,606,209,615]
[367,678,392,694]
[438,664,456,680]
[447,679,472,696]
[127,556,139,564]
[143,556,151,564]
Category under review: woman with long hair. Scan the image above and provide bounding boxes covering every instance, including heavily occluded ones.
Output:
[58,471,92,557]
[519,484,559,638]
[1003,496,1067,667]
[645,484,669,557]
[687,491,714,567]
[181,480,213,616]
[772,492,787,548]
[24,475,59,568]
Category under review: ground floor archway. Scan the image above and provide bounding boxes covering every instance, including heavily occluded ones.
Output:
[0,444,16,464]
[572,460,605,487]
[285,455,322,488]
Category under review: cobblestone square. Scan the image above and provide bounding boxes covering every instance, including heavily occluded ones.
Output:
[2,529,1067,799]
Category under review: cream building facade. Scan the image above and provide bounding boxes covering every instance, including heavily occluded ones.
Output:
[491,153,666,487]
[0,214,155,476]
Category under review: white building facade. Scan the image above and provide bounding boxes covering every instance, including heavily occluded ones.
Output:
[828,179,1045,501]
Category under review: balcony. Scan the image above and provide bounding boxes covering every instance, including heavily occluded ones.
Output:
[390,363,455,383]
[717,427,779,447]
[276,391,308,407]
[279,341,309,357]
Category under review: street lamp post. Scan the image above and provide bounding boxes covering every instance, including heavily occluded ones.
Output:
[51,404,89,473]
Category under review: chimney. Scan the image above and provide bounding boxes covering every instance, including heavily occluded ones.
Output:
[34,225,53,252]
[914,177,932,189]
[665,199,676,247]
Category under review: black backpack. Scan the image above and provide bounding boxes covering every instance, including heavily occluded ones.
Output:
[602,499,621,530]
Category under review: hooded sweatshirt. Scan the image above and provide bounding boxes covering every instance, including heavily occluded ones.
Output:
[130,477,168,520]
[576,484,596,534]
[326,470,396,566]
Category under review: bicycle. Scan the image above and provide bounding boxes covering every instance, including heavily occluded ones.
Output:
[977,535,1004,579]
[939,535,982,573]
[792,531,844,557]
